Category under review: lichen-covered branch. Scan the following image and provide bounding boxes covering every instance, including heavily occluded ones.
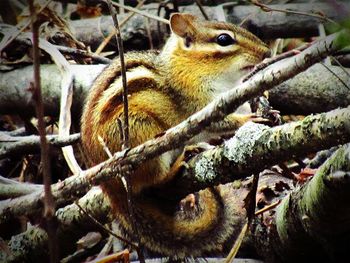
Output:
[252,144,350,263]
[167,106,350,196]
[0,31,342,225]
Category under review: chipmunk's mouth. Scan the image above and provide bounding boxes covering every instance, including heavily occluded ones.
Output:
[241,65,255,72]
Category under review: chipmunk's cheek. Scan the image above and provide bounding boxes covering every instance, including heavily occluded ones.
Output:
[212,69,245,93]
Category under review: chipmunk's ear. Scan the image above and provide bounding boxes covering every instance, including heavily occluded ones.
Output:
[170,13,196,37]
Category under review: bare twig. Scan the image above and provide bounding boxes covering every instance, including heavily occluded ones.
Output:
[225,221,249,263]
[98,135,113,158]
[75,202,138,250]
[320,62,350,91]
[105,1,144,261]
[145,17,154,50]
[53,44,111,64]
[112,1,169,25]
[331,55,350,79]
[247,173,259,224]
[95,0,146,55]
[242,42,311,82]
[0,0,52,53]
[255,200,281,216]
[27,0,57,262]
[106,0,129,149]
[251,0,337,25]
[194,0,209,20]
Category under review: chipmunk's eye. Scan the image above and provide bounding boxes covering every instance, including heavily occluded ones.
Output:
[216,33,235,46]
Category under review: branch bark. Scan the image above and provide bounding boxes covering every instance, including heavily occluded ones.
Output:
[0,133,80,159]
[0,64,105,117]
[1,62,349,117]
[269,63,350,114]
[167,106,350,197]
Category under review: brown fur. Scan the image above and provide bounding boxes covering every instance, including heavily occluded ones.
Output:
[81,13,270,258]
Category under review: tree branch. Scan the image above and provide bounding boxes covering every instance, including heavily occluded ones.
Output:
[1,62,348,117]
[167,106,350,197]
[0,133,80,159]
[269,63,350,114]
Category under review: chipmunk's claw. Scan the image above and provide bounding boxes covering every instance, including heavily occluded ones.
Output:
[183,142,213,162]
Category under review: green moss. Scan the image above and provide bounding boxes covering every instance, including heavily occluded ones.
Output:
[295,145,350,236]
[276,194,291,243]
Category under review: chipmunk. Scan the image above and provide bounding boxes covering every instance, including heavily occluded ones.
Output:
[81,13,270,259]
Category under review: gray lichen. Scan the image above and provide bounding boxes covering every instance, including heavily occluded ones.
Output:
[223,122,269,164]
[194,152,217,182]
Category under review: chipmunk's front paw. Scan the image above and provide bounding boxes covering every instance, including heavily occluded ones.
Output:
[182,142,214,162]
[168,143,214,179]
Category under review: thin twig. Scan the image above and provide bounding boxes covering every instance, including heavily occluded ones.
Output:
[194,0,209,20]
[330,55,350,79]
[251,0,337,25]
[27,0,57,262]
[242,42,311,82]
[105,1,144,262]
[117,118,125,143]
[95,0,145,55]
[247,173,259,224]
[53,45,111,64]
[145,17,154,50]
[0,0,52,53]
[98,135,113,158]
[112,1,169,25]
[225,221,249,263]
[320,62,350,91]
[255,200,281,216]
[106,1,129,149]
[75,202,139,250]
[1,34,111,64]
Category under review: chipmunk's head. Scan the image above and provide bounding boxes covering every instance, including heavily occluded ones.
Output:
[162,13,270,97]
